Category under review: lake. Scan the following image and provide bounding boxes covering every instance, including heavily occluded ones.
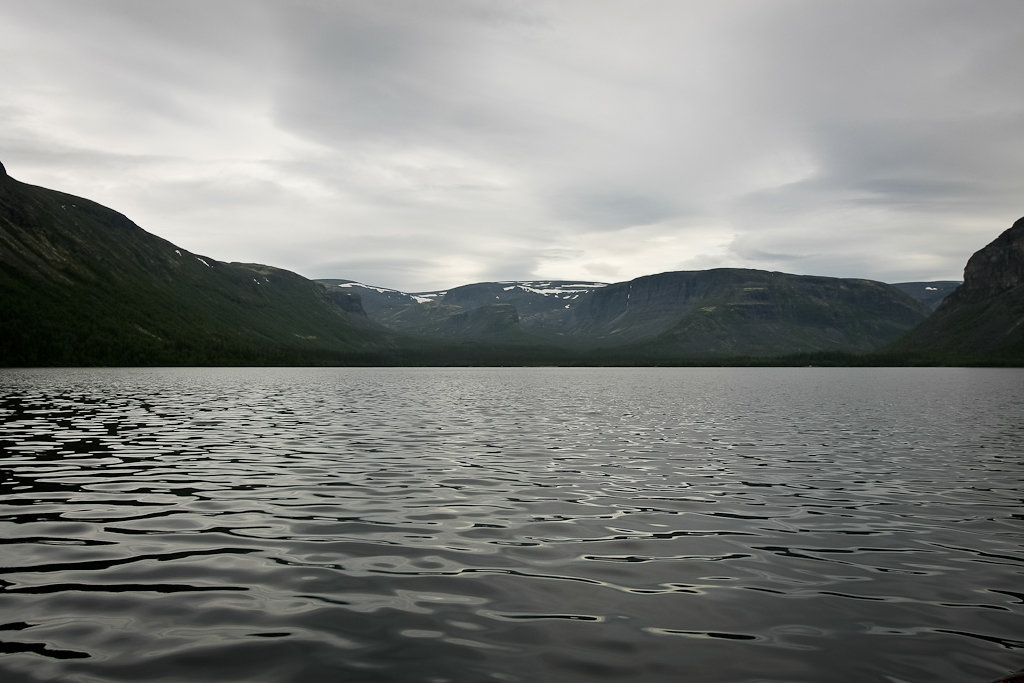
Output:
[0,367,1021,683]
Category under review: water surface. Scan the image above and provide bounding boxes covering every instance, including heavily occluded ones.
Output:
[1,367,1021,682]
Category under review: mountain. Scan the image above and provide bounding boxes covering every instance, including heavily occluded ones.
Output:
[891,281,961,310]
[0,162,390,366]
[891,217,1024,364]
[326,270,932,357]
[319,280,608,342]
[578,270,930,356]
[316,279,433,318]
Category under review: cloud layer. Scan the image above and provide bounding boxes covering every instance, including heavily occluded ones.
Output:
[2,0,1022,291]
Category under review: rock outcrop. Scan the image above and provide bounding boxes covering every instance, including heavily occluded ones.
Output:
[892,217,1024,363]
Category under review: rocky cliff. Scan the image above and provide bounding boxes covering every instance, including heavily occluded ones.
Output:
[892,218,1024,363]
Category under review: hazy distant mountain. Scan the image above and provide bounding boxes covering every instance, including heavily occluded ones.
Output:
[891,217,1024,364]
[320,280,610,342]
[0,162,388,365]
[891,281,961,309]
[325,270,931,357]
[316,279,430,318]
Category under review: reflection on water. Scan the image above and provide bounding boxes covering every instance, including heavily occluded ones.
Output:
[0,367,1022,683]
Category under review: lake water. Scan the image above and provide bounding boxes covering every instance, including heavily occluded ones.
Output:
[0,367,1021,683]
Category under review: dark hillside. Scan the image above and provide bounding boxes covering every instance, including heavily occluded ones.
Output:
[570,269,931,355]
[0,164,389,366]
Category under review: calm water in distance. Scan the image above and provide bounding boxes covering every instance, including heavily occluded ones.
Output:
[0,367,1021,683]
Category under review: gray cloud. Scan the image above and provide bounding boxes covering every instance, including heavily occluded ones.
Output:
[549,189,683,231]
[1,0,1022,291]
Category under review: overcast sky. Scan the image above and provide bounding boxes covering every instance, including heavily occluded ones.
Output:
[2,0,1022,292]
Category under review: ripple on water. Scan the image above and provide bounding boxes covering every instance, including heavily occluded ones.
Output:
[0,367,1022,683]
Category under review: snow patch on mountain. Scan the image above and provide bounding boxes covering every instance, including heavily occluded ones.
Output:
[328,279,606,306]
[497,281,608,299]
[335,282,402,295]
[408,291,444,302]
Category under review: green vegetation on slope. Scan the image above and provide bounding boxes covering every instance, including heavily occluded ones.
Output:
[0,168,390,366]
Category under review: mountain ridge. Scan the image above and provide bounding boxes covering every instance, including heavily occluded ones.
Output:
[319,269,934,356]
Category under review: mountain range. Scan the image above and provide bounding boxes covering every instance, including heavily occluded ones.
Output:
[320,272,934,359]
[1,160,1019,366]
